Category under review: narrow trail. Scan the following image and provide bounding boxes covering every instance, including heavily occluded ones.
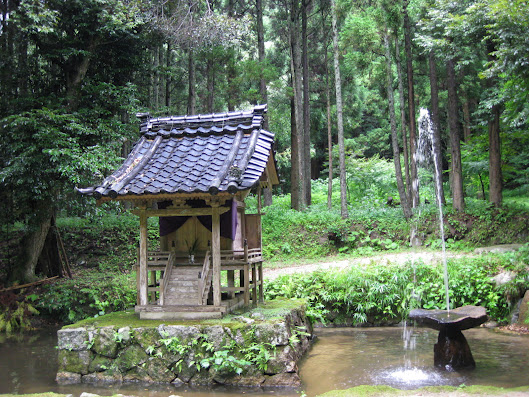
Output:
[262,244,523,280]
[262,249,468,280]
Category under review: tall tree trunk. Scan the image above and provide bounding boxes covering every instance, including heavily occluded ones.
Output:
[429,51,445,205]
[9,204,54,284]
[257,0,273,207]
[488,105,502,206]
[66,37,99,110]
[486,40,503,207]
[302,0,311,207]
[290,90,301,210]
[187,49,196,115]
[290,0,305,210]
[153,46,160,109]
[206,57,214,113]
[166,42,172,108]
[403,0,419,208]
[331,0,348,219]
[446,58,465,211]
[395,37,411,204]
[325,46,333,210]
[384,31,412,219]
[462,91,471,142]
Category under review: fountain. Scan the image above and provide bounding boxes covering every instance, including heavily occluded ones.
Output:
[410,109,488,372]
[409,305,487,370]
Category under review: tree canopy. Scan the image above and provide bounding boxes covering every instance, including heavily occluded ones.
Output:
[1,0,529,282]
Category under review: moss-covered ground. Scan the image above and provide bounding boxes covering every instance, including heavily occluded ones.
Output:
[316,385,529,396]
[63,297,307,330]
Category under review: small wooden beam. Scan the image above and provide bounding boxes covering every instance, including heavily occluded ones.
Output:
[131,207,230,217]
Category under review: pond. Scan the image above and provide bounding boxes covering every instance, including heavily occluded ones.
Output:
[1,326,528,397]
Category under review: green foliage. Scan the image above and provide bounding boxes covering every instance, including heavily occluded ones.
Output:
[265,252,529,324]
[36,272,136,323]
[0,292,39,333]
[156,331,272,376]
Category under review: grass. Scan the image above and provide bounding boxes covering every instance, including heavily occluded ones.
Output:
[316,385,529,396]
[62,298,307,329]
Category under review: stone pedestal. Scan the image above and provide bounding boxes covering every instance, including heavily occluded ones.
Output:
[434,326,475,370]
[409,305,487,371]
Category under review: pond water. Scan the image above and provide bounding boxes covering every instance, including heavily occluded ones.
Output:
[1,326,528,397]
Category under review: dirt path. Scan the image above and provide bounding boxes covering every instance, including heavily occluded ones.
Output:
[263,244,525,280]
[262,250,468,280]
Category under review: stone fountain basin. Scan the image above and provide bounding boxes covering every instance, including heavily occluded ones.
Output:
[409,305,488,331]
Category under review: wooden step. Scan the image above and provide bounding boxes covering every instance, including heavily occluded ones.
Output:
[165,298,198,306]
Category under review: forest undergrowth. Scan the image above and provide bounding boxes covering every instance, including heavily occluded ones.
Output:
[1,187,529,331]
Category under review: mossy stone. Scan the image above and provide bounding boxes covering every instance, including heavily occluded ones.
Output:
[203,325,230,349]
[114,344,148,372]
[57,327,89,351]
[133,327,161,350]
[254,321,290,346]
[177,356,198,382]
[88,354,114,373]
[123,365,152,382]
[144,357,176,383]
[189,370,215,386]
[265,345,296,374]
[58,350,92,374]
[92,327,118,358]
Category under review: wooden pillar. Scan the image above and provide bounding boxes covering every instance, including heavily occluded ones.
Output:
[252,263,257,305]
[227,270,235,299]
[244,264,250,305]
[139,209,148,306]
[258,262,264,303]
[212,204,222,307]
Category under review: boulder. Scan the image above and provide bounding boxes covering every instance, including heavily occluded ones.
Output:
[518,290,529,326]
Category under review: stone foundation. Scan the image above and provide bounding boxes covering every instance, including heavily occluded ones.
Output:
[56,301,312,388]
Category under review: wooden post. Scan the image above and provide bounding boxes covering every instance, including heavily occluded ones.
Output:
[139,209,148,306]
[244,264,250,305]
[212,204,222,307]
[259,262,264,303]
[252,263,257,305]
[243,240,249,305]
[227,270,235,299]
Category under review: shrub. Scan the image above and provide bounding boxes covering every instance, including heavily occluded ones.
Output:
[265,252,529,325]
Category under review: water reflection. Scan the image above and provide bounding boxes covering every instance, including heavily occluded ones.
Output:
[1,326,528,397]
[299,327,529,396]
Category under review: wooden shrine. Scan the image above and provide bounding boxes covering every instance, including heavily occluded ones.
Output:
[78,105,278,319]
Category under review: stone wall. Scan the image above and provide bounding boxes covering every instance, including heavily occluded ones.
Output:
[56,303,312,388]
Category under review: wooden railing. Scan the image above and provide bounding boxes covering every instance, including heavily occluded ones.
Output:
[198,250,211,305]
[159,251,175,305]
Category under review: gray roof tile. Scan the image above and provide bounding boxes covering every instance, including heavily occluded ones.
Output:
[83,105,276,199]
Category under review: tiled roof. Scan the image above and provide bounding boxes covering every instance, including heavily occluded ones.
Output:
[80,105,276,199]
